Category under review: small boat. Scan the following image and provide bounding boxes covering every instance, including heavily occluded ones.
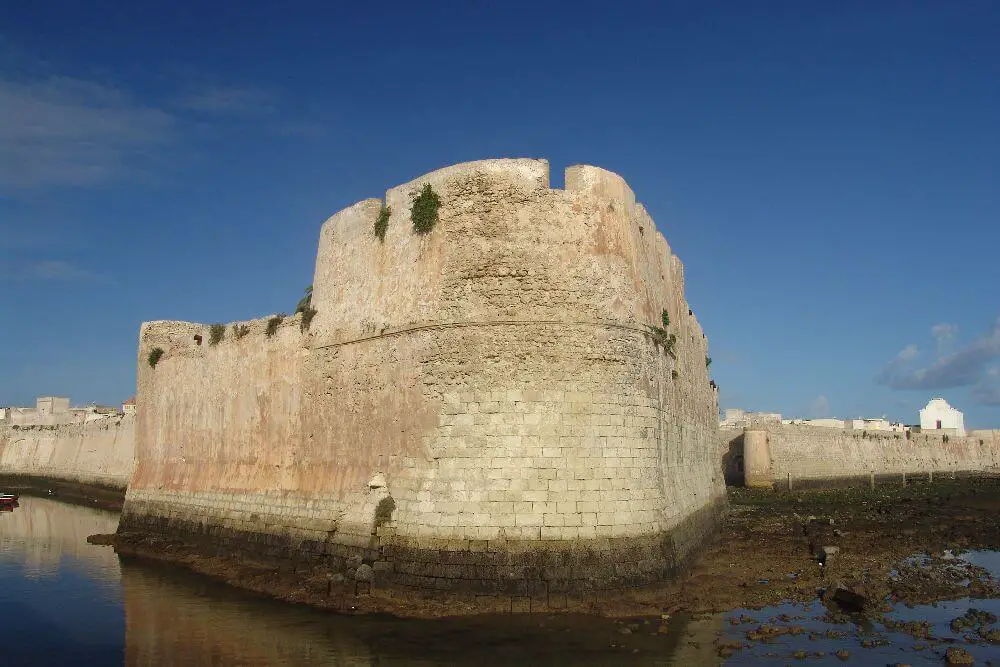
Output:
[0,492,19,504]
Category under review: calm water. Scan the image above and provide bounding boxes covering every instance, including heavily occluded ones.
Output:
[2,496,999,666]
[0,496,720,666]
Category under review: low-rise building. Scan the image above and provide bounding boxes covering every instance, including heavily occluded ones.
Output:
[919,397,966,436]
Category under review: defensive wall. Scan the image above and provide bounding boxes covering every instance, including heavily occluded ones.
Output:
[0,415,135,491]
[119,158,726,595]
[720,423,1000,489]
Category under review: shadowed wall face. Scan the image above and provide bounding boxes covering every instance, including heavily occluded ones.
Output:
[122,159,725,592]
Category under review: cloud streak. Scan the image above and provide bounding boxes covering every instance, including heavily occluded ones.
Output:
[173,86,275,114]
[0,259,110,283]
[807,395,831,418]
[877,318,1000,403]
[0,76,174,190]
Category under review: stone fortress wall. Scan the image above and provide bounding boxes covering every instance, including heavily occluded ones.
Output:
[721,423,1000,488]
[119,158,726,594]
[0,415,135,490]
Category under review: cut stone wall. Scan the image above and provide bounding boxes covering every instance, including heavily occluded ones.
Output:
[727,424,1000,488]
[120,159,726,594]
[0,416,134,490]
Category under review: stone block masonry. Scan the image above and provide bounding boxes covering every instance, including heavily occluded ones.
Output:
[119,159,726,594]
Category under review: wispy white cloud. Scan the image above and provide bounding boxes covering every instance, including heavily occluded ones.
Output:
[0,259,110,283]
[931,322,958,355]
[0,76,175,190]
[807,394,831,418]
[173,86,275,114]
[876,317,1000,404]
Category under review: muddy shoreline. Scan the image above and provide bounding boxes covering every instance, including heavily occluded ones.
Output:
[93,478,1000,621]
[0,474,124,511]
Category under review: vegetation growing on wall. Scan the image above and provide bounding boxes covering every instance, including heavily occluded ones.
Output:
[209,323,225,346]
[706,356,712,367]
[373,496,396,532]
[373,205,391,242]
[295,285,313,314]
[232,323,250,339]
[300,307,317,332]
[648,326,677,359]
[411,184,441,234]
[148,348,164,368]
[266,314,285,337]
[648,309,678,359]
[672,370,679,380]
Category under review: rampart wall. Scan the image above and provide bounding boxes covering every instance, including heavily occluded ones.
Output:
[120,159,726,595]
[721,423,1000,488]
[0,416,135,490]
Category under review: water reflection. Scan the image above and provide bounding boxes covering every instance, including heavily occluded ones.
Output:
[0,495,121,582]
[2,496,722,666]
[12,496,995,665]
[0,496,124,665]
[121,560,727,666]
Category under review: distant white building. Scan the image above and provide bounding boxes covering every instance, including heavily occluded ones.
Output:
[919,398,966,437]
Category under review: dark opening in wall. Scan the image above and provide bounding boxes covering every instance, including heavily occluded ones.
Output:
[194,335,202,346]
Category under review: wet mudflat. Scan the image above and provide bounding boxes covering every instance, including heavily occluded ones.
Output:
[4,481,1000,664]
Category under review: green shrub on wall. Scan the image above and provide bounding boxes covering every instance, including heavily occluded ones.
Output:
[411,184,441,234]
[295,285,313,314]
[300,307,317,332]
[374,205,391,242]
[148,347,164,368]
[706,356,712,367]
[232,323,250,339]
[661,310,670,327]
[266,314,286,338]
[209,323,225,346]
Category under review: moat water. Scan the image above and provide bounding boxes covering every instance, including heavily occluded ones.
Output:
[2,496,999,666]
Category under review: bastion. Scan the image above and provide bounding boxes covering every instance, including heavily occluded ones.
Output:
[119,159,726,595]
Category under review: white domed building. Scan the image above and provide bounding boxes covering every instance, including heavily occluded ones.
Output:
[919,398,966,436]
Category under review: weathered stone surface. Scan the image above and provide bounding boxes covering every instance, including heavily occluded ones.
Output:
[0,416,134,490]
[119,159,727,592]
[726,423,1000,489]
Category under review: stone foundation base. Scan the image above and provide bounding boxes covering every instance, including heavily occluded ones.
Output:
[117,496,726,597]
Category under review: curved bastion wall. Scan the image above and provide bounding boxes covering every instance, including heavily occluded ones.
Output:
[119,159,726,594]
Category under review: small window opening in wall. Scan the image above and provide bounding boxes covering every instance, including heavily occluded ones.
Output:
[936,420,942,429]
[193,334,202,346]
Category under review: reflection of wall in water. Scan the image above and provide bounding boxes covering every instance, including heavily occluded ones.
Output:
[668,613,725,667]
[122,564,373,667]
[0,496,121,583]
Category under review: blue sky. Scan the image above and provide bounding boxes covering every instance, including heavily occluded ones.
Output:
[1,1,998,427]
